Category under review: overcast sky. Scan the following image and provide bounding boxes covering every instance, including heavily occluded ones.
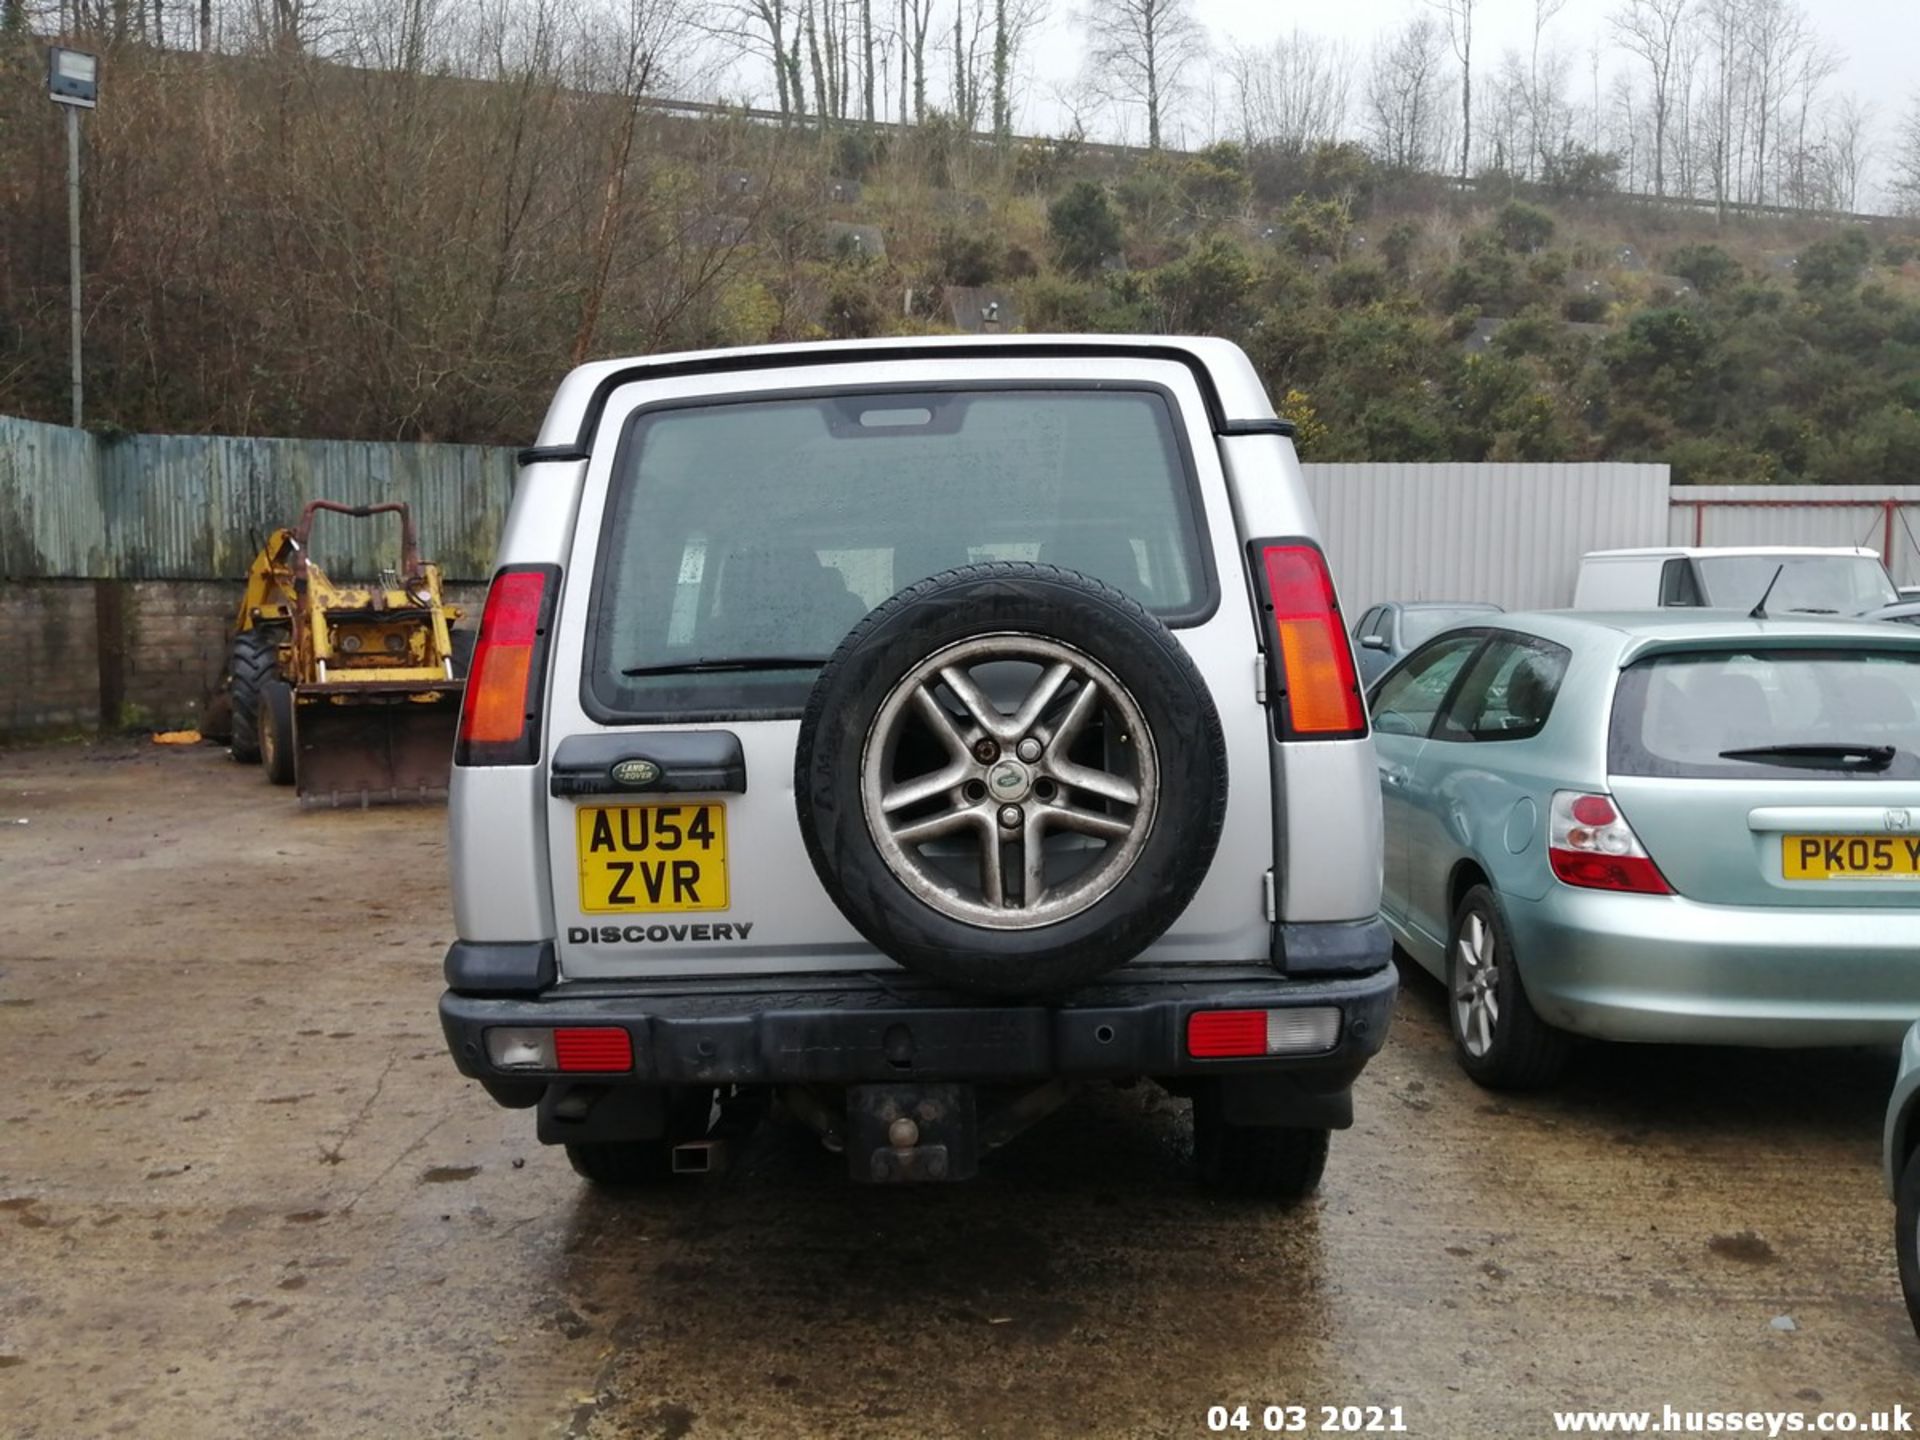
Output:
[1011,0,1918,208]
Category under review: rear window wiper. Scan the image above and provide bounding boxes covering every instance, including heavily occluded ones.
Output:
[621,655,830,677]
[1718,743,1897,771]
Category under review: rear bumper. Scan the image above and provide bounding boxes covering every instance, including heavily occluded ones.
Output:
[438,960,1397,1097]
[1508,887,1920,1046]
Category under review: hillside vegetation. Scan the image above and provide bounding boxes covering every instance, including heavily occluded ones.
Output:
[3,39,1918,485]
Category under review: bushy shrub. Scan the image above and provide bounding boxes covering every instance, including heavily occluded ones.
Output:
[1152,237,1256,334]
[1493,201,1555,253]
[1665,243,1743,295]
[1325,259,1389,308]
[1281,196,1351,259]
[1797,230,1872,292]
[1049,181,1123,278]
[1180,142,1253,219]
[1381,220,1419,276]
[936,228,1002,286]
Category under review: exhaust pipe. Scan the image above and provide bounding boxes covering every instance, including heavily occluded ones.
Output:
[670,1139,728,1175]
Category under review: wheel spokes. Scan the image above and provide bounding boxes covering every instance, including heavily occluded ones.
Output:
[1049,758,1140,807]
[880,763,971,815]
[938,664,1010,741]
[890,804,983,847]
[1042,801,1134,841]
[910,684,973,759]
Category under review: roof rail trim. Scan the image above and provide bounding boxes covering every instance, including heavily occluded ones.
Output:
[540,341,1288,458]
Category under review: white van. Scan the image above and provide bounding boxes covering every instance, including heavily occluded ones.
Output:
[1573,547,1898,615]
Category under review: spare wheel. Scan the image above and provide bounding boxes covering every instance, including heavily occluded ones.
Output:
[794,562,1228,996]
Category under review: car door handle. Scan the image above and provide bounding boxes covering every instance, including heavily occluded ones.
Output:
[1382,770,1406,788]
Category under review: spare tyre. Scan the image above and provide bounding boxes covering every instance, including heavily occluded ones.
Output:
[795,562,1227,996]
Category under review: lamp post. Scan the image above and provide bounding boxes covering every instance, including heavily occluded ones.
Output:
[47,46,98,431]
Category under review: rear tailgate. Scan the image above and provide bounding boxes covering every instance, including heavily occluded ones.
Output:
[539,356,1276,981]
[1607,641,1920,907]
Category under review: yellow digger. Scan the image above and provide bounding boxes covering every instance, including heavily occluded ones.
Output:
[223,501,464,804]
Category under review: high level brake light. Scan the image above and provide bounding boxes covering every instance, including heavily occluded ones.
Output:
[1548,791,1673,894]
[456,565,558,766]
[1250,540,1366,738]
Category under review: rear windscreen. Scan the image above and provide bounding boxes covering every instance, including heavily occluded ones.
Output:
[584,387,1213,718]
[1609,648,1920,780]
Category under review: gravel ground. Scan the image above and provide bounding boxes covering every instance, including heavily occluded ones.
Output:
[1,740,1914,1438]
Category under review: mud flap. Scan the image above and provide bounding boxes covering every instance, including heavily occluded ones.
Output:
[293,684,461,806]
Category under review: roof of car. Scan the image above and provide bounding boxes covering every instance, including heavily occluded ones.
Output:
[1582,546,1878,560]
[1492,608,1920,650]
[529,335,1278,457]
[1391,600,1502,610]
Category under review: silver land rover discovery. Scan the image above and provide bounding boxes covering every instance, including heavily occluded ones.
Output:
[438,336,1395,1199]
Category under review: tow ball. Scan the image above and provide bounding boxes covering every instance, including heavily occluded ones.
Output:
[848,1084,978,1183]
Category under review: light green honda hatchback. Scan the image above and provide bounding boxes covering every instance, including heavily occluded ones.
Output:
[1371,611,1920,1089]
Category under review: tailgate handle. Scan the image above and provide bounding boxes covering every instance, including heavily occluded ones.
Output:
[550,732,746,797]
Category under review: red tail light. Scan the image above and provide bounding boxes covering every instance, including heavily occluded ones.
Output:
[553,1027,633,1073]
[456,565,558,766]
[1250,540,1365,737]
[1548,790,1673,894]
[1187,1010,1268,1058]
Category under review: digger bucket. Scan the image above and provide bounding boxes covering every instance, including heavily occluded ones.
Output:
[292,682,463,807]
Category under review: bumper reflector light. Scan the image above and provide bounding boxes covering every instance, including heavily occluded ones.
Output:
[1187,1007,1340,1058]
[485,1027,556,1070]
[553,1026,633,1073]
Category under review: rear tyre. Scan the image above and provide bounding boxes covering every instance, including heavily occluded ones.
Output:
[226,631,278,764]
[1447,884,1571,1091]
[1895,1144,1920,1339]
[1192,1086,1329,1203]
[259,680,297,787]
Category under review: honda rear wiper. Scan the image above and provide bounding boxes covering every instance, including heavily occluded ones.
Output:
[1718,743,1897,771]
[621,655,830,677]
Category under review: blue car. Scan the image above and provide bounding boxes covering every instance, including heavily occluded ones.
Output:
[1370,611,1920,1088]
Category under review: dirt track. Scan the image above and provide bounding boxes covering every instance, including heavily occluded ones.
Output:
[1,741,1915,1438]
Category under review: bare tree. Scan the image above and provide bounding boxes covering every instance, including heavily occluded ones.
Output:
[1525,0,1568,179]
[701,0,804,119]
[903,0,933,120]
[1610,0,1686,196]
[990,0,1047,142]
[1428,0,1473,181]
[1815,93,1872,213]
[571,0,694,364]
[1893,93,1920,216]
[1366,13,1447,172]
[1228,28,1352,155]
[1078,0,1206,150]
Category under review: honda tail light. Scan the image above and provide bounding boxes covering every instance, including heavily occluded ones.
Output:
[1249,540,1365,738]
[456,565,558,766]
[1548,791,1673,894]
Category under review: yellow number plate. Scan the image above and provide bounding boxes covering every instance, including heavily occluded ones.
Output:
[1783,834,1920,880]
[577,804,728,912]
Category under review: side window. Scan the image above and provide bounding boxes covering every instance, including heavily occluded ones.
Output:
[1370,634,1483,738]
[1436,636,1572,743]
[1660,558,1704,607]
